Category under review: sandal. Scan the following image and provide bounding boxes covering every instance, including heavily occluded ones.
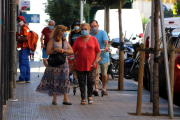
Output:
[88,99,93,104]
[93,90,99,96]
[62,102,72,105]
[52,101,57,105]
[80,100,86,105]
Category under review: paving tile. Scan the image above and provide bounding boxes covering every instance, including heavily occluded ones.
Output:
[3,61,180,120]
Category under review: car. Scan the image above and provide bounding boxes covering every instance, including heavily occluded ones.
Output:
[143,25,180,97]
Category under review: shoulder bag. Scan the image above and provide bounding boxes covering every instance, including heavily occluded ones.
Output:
[47,40,66,67]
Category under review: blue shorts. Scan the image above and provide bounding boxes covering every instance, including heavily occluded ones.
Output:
[42,47,48,58]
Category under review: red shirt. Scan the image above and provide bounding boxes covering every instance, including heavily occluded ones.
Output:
[72,36,101,71]
[41,27,52,44]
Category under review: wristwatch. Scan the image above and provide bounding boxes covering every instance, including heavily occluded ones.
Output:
[64,50,67,54]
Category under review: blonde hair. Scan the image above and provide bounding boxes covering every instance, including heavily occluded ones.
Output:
[50,25,67,41]
[80,23,90,30]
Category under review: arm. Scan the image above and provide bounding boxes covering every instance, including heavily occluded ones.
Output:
[65,42,74,55]
[104,40,109,51]
[46,39,54,55]
[55,41,74,55]
[92,37,101,67]
[16,35,28,41]
[16,27,29,41]
[68,33,71,45]
[40,33,45,48]
[103,31,109,51]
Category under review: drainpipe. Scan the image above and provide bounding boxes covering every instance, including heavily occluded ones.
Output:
[0,0,3,119]
[13,0,17,88]
[9,0,15,98]
[1,0,5,106]
[4,0,9,104]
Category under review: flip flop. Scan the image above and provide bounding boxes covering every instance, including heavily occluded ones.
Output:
[52,101,57,105]
[80,100,86,105]
[88,99,93,104]
[62,102,72,105]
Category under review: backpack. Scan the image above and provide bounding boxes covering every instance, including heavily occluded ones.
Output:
[27,30,39,52]
[17,25,39,52]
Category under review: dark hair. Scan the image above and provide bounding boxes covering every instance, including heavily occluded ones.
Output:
[90,20,98,25]
[71,21,80,29]
[73,21,80,26]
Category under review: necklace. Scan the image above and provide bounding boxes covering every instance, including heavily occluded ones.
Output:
[82,35,90,43]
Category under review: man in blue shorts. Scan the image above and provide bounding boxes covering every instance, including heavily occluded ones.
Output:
[90,20,109,96]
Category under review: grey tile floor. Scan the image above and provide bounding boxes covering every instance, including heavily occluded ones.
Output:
[3,61,180,120]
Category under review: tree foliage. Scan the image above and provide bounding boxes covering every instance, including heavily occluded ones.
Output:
[164,9,173,15]
[86,0,118,6]
[44,0,91,29]
[174,0,180,14]
[86,0,132,7]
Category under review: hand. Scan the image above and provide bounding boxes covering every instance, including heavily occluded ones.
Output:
[92,59,99,68]
[41,44,45,48]
[54,48,64,53]
[105,46,109,52]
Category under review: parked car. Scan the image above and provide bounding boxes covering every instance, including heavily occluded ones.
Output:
[143,17,180,97]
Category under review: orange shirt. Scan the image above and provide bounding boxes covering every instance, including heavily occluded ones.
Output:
[20,24,29,36]
[72,36,101,71]
[17,24,29,50]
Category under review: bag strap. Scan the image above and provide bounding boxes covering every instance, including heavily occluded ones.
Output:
[62,38,64,49]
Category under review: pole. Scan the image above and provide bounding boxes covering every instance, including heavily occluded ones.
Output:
[136,44,145,115]
[159,0,174,118]
[80,0,83,24]
[118,0,124,91]
[0,0,2,119]
[105,5,110,34]
[150,0,155,102]
[9,0,15,98]
[13,0,17,88]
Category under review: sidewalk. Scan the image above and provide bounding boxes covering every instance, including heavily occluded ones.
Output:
[3,61,180,120]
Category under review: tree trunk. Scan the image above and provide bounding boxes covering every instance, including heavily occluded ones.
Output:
[153,0,160,116]
[105,5,110,35]
[118,0,124,91]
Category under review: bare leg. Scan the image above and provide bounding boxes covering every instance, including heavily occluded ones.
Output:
[102,74,107,91]
[95,73,99,91]
[53,93,57,102]
[43,58,48,67]
[63,94,69,102]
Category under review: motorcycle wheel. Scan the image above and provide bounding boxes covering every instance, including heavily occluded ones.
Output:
[134,68,139,81]
[124,70,134,79]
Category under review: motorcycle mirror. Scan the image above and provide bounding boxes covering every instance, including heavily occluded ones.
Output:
[132,37,136,40]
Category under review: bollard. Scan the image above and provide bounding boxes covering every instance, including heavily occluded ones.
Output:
[136,44,145,115]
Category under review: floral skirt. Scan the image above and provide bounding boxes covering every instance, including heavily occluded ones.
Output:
[36,61,70,96]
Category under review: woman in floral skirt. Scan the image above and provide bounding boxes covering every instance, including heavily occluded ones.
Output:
[36,25,74,105]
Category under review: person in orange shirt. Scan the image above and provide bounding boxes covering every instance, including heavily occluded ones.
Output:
[16,16,30,83]
[72,23,101,105]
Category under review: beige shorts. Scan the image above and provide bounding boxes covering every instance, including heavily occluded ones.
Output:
[97,62,109,75]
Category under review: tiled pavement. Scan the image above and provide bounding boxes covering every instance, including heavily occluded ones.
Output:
[3,61,180,120]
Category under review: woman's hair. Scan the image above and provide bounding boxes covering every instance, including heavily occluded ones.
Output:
[80,23,90,30]
[50,25,67,41]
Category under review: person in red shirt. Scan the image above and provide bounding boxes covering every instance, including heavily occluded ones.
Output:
[16,16,30,83]
[40,20,55,66]
[72,23,101,105]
